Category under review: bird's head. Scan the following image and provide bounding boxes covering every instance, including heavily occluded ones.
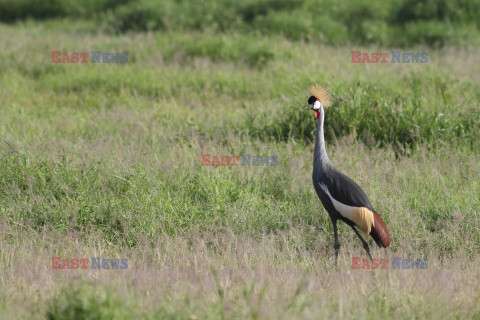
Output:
[304,84,332,119]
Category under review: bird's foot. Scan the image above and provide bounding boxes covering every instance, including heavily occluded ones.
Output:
[334,243,341,266]
[363,243,373,260]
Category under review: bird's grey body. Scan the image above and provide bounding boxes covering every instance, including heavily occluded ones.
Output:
[313,109,374,213]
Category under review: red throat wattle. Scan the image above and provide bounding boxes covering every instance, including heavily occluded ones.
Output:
[314,111,320,119]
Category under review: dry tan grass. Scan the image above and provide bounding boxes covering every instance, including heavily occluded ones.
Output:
[1,224,480,319]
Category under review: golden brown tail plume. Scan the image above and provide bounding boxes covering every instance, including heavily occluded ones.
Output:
[370,212,390,248]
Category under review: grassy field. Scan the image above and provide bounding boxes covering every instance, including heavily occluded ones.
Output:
[1,2,480,318]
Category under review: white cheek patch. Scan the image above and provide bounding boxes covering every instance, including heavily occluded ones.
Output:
[318,183,375,234]
[313,101,322,110]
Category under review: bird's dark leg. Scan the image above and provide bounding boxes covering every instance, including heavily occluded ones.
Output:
[332,219,340,265]
[349,224,373,260]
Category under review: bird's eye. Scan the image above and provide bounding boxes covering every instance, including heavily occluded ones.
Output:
[307,96,316,105]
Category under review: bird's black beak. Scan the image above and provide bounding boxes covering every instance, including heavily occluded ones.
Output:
[304,106,313,110]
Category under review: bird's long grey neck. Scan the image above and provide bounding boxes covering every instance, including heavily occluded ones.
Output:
[313,108,331,172]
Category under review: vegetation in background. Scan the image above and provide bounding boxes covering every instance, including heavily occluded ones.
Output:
[249,80,480,153]
[1,0,480,46]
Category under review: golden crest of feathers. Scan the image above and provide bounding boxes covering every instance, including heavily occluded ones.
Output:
[308,84,332,108]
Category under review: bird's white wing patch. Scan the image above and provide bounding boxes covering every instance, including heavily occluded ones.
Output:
[319,183,374,234]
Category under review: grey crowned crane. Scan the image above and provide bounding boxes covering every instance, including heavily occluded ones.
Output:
[305,84,390,264]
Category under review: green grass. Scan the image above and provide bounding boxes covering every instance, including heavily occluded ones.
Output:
[2,0,480,46]
[1,13,480,320]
